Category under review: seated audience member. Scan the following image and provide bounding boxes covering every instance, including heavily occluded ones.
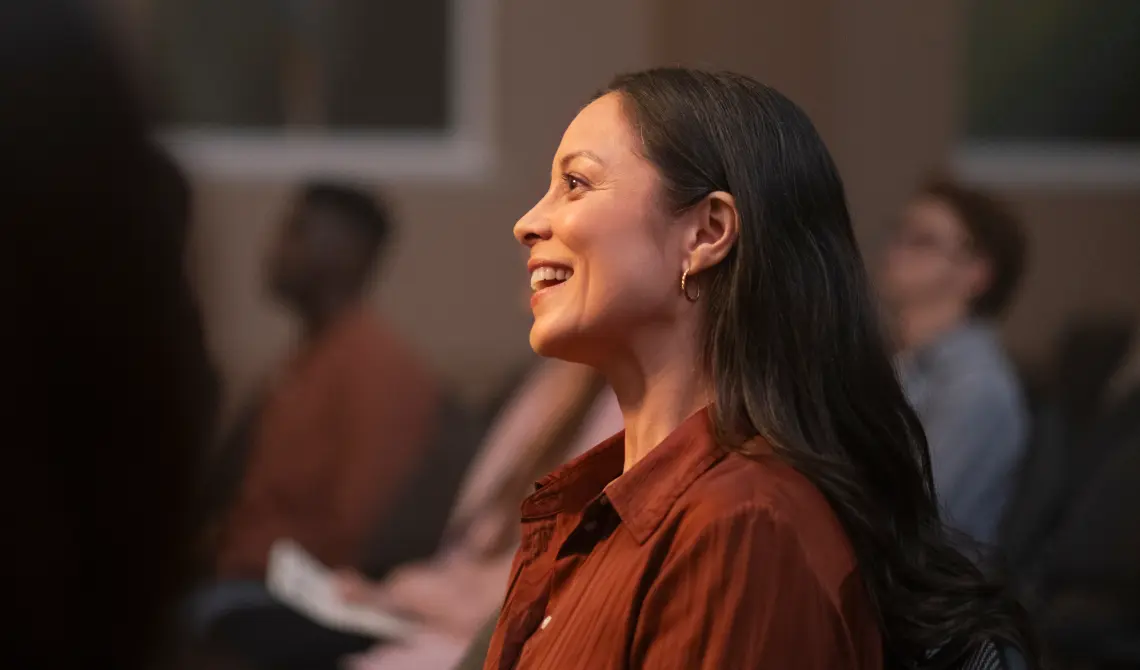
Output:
[3,2,218,667]
[191,183,439,630]
[267,358,622,670]
[878,177,1028,552]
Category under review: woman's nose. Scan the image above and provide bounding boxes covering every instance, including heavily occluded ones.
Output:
[513,200,552,247]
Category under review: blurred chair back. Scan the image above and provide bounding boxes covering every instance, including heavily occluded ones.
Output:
[1000,317,1134,576]
[197,393,265,515]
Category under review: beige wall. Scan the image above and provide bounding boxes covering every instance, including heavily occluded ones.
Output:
[191,0,658,417]
[657,0,1140,374]
[191,0,1140,418]
[1001,190,1140,366]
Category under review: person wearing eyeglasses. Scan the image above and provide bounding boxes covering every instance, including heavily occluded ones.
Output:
[878,178,1029,556]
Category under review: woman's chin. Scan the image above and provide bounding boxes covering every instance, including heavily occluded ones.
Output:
[528,327,564,358]
[529,324,588,363]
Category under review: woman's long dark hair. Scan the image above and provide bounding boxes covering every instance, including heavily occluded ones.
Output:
[603,68,1034,668]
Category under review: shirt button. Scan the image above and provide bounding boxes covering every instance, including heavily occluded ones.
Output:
[582,520,597,532]
[541,615,552,630]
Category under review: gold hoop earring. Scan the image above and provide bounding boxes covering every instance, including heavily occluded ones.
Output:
[680,268,700,302]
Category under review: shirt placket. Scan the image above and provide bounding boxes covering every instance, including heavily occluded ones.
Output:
[495,516,557,670]
[513,495,616,668]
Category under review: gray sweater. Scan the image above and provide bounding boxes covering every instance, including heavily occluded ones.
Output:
[899,320,1028,549]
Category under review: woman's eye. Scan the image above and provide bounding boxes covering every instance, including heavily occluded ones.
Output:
[563,174,585,191]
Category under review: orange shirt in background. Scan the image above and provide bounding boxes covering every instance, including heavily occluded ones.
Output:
[216,307,438,578]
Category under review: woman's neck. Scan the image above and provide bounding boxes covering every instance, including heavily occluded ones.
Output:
[601,327,710,472]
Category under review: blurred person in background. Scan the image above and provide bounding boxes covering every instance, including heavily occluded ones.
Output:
[879,177,1029,554]
[190,182,439,633]
[1,0,218,667]
[336,357,622,670]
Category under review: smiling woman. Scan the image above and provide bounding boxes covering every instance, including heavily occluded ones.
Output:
[480,68,1037,670]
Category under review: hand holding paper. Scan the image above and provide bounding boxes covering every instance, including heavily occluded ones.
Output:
[266,539,419,641]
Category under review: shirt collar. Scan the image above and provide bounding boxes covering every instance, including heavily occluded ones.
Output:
[519,406,728,544]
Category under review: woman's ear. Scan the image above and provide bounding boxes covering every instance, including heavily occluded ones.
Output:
[683,191,739,274]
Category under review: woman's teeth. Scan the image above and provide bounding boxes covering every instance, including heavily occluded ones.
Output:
[530,266,573,291]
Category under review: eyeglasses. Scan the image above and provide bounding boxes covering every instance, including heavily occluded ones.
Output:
[883,224,973,261]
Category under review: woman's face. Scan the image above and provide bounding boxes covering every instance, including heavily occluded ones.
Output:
[514,93,689,364]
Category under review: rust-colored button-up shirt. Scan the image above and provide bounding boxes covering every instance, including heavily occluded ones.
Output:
[483,408,882,670]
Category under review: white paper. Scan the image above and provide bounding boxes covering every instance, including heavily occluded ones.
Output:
[266,538,419,641]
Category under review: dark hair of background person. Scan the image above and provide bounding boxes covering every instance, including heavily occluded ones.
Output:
[918,177,1027,319]
[303,181,392,252]
[1,1,218,668]
[601,68,1036,668]
[302,180,394,279]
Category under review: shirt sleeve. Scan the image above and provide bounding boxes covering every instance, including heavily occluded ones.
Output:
[631,507,865,669]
